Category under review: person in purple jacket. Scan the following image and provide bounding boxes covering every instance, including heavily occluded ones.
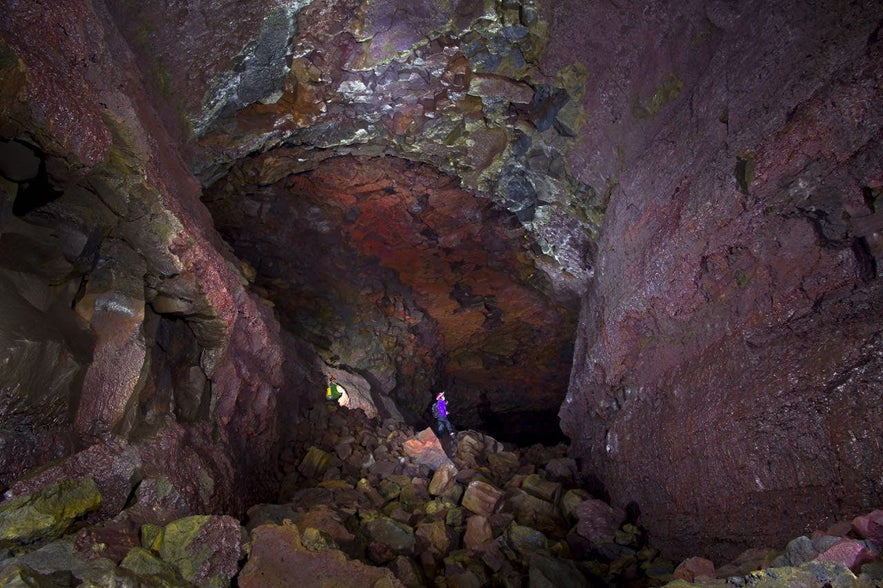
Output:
[433,391,455,437]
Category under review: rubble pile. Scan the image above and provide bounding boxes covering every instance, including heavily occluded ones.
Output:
[0,403,881,587]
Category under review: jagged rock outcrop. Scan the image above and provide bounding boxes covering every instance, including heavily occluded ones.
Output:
[0,0,286,516]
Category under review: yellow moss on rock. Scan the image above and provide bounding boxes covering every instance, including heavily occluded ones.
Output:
[631,73,684,120]
[0,478,102,549]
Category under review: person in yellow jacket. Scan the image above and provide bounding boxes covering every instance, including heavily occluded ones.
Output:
[326,375,342,402]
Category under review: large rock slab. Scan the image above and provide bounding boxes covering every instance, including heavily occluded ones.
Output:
[144,514,244,587]
[403,428,454,471]
[462,480,504,517]
[9,441,141,520]
[239,523,403,587]
[0,478,102,549]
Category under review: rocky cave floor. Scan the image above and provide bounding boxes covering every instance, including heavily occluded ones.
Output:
[1,405,882,587]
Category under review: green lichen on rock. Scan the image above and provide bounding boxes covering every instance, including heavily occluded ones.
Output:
[156,516,213,577]
[0,478,102,549]
[734,269,751,289]
[739,560,858,587]
[0,563,53,586]
[631,73,684,120]
[734,149,757,195]
[149,515,244,588]
[121,546,188,585]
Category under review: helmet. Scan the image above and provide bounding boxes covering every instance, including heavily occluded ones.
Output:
[436,391,444,399]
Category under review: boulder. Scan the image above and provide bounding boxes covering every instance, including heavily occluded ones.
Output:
[120,547,187,585]
[298,446,334,480]
[461,480,504,516]
[813,539,877,572]
[559,489,590,521]
[529,553,589,588]
[428,464,458,496]
[130,476,192,521]
[146,514,245,587]
[377,478,402,503]
[0,564,63,587]
[0,538,123,585]
[543,458,579,485]
[403,428,454,471]
[503,488,566,538]
[239,523,403,587]
[487,451,520,482]
[388,555,425,587]
[0,478,102,548]
[464,515,494,550]
[298,505,356,548]
[715,548,780,578]
[575,498,624,544]
[672,556,715,582]
[244,503,299,532]
[415,519,451,559]
[72,517,141,564]
[853,510,883,548]
[736,561,858,587]
[363,516,416,556]
[780,535,818,566]
[8,440,140,520]
[504,522,548,557]
[521,474,562,504]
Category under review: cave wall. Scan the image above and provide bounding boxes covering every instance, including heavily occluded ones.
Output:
[556,0,883,562]
[0,1,285,514]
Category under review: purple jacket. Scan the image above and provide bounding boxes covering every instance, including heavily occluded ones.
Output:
[436,398,448,418]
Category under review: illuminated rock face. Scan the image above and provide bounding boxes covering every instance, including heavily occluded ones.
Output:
[204,154,578,442]
[0,0,882,564]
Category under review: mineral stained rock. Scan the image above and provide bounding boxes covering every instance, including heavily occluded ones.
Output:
[557,0,883,562]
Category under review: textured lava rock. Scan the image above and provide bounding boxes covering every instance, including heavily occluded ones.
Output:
[2,0,882,570]
[8,440,140,521]
[0,478,102,549]
[144,515,245,587]
[1,0,286,517]
[204,154,578,441]
[239,523,404,588]
[558,0,883,562]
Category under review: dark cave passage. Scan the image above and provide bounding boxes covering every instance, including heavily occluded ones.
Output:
[203,153,580,443]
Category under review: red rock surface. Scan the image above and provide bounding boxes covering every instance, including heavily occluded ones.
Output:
[204,154,578,441]
[402,428,454,472]
[0,0,284,514]
[239,523,403,587]
[672,556,716,582]
[558,0,883,562]
[813,539,877,572]
[853,510,883,549]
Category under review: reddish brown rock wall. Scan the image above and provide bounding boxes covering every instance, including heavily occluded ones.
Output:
[557,0,883,562]
[0,0,284,512]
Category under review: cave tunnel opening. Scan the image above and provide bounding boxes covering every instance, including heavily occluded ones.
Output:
[202,153,580,447]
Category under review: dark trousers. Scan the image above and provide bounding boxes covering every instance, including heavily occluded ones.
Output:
[437,417,454,435]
